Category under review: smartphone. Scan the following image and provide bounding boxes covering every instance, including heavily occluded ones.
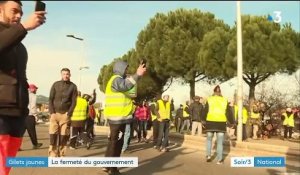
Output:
[35,1,46,11]
[140,59,147,68]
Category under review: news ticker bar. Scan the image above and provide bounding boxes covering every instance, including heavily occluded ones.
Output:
[7,156,285,168]
[6,157,138,168]
[231,157,285,167]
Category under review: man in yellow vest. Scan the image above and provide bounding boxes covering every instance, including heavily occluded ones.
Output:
[149,96,159,147]
[281,107,297,140]
[234,104,249,141]
[180,100,191,134]
[103,60,146,175]
[155,94,172,152]
[202,85,234,164]
[69,91,91,150]
[250,104,261,140]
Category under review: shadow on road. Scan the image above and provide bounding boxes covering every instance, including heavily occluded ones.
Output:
[122,146,196,175]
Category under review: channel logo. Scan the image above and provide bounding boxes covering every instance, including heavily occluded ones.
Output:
[231,157,285,168]
[267,11,282,23]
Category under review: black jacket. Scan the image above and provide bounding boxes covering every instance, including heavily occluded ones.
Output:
[0,22,29,116]
[190,102,204,122]
[49,80,77,117]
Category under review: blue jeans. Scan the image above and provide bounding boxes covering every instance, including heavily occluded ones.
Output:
[138,120,148,140]
[122,123,131,151]
[206,132,225,161]
[156,120,170,148]
[180,119,190,132]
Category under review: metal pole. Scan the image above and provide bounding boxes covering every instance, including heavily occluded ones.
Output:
[236,1,243,142]
[66,34,84,90]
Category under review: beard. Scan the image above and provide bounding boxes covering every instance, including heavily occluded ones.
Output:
[0,10,19,25]
[0,10,9,24]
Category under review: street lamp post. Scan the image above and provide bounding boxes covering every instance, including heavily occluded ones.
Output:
[66,34,84,41]
[66,34,88,90]
[236,1,244,142]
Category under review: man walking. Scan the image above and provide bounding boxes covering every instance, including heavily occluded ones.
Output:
[25,84,43,149]
[48,68,77,157]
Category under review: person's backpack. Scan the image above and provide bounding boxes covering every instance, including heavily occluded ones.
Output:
[88,105,96,119]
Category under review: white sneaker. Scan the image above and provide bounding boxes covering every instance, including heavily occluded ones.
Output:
[216,160,223,165]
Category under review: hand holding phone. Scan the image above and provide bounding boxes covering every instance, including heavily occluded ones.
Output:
[137,60,147,76]
[35,1,46,12]
[140,59,147,68]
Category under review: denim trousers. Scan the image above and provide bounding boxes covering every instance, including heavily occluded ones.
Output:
[122,123,131,151]
[206,131,225,161]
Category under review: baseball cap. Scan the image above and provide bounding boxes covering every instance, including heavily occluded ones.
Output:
[28,84,38,90]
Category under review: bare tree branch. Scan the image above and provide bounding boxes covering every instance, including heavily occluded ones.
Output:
[162,77,173,92]
[195,75,207,82]
[256,73,272,84]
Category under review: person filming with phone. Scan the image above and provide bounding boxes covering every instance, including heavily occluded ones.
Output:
[0,1,46,174]
[102,60,146,175]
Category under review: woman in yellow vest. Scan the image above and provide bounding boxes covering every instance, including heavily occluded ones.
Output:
[202,85,234,164]
[281,107,296,140]
[102,60,146,174]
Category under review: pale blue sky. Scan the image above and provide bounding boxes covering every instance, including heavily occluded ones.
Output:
[19,1,300,103]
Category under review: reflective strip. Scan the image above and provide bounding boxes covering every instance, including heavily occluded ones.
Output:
[105,95,125,99]
[73,110,87,112]
[127,76,136,85]
[105,115,133,120]
[105,102,132,107]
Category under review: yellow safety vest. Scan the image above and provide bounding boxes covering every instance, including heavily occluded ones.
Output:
[206,96,227,122]
[104,75,133,121]
[250,112,260,119]
[149,102,157,121]
[283,113,294,127]
[71,97,88,121]
[234,105,248,124]
[158,99,170,121]
[183,105,189,118]
[95,109,99,118]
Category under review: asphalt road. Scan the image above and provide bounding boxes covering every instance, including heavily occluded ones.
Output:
[10,124,300,175]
